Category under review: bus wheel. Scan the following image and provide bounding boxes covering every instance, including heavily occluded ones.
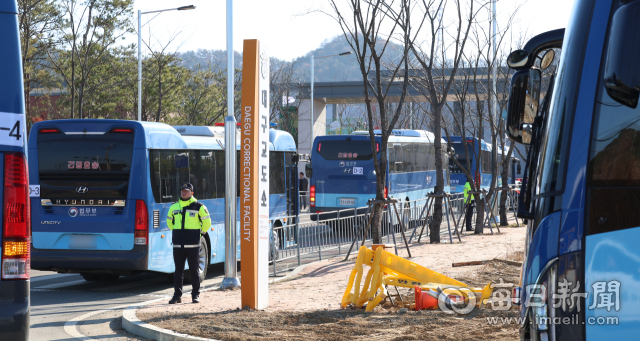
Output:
[185,236,209,284]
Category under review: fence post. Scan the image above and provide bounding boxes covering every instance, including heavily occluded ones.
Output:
[337,209,341,255]
[316,212,322,261]
[296,218,301,266]
[273,244,277,277]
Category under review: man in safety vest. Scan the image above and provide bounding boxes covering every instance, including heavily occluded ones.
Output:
[167,183,212,304]
[463,179,475,232]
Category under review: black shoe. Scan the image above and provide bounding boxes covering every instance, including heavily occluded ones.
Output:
[169,297,182,304]
[192,296,200,303]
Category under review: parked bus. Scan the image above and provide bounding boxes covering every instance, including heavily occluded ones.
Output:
[307,129,449,220]
[28,120,297,282]
[0,1,30,340]
[506,0,639,339]
[447,136,520,193]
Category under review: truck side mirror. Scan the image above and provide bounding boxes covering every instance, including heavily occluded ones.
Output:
[506,68,541,145]
[305,164,312,178]
[603,0,640,108]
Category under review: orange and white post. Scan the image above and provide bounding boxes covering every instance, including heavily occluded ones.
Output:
[240,39,270,310]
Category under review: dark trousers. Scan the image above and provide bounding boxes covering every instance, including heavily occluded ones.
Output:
[173,247,200,298]
[465,201,475,231]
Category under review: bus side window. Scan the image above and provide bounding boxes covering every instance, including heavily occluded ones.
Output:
[389,144,403,174]
[394,162,403,173]
[426,144,436,171]
[417,143,428,172]
[269,151,285,195]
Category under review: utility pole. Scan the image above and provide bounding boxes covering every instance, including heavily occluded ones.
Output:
[221,0,240,289]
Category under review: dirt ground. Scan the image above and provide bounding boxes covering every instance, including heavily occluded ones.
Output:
[138,223,526,341]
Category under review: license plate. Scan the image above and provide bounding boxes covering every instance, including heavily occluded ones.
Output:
[353,167,363,175]
[340,198,355,206]
[69,235,97,249]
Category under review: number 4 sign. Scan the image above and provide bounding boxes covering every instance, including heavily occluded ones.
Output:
[0,113,24,147]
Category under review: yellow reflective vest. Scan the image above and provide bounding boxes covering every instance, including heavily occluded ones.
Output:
[167,197,212,248]
[463,182,472,204]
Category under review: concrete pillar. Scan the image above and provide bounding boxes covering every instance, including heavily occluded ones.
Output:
[297,98,326,171]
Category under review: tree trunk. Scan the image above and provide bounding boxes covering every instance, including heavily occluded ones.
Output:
[499,145,514,226]
[429,106,443,243]
[371,203,384,244]
[499,177,508,226]
[474,194,484,234]
[156,62,163,122]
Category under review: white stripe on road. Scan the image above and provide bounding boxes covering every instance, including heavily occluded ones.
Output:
[64,297,166,341]
[30,273,74,282]
[35,279,87,289]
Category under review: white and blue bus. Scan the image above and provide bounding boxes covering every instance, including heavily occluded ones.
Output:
[0,1,30,339]
[308,129,450,220]
[506,0,640,338]
[447,136,520,193]
[28,120,297,282]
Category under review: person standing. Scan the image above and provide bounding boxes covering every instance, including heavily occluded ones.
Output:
[167,183,211,304]
[299,172,308,210]
[463,179,475,232]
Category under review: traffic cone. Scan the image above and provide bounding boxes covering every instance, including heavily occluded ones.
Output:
[414,286,438,311]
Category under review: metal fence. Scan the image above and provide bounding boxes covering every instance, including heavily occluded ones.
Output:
[270,187,520,276]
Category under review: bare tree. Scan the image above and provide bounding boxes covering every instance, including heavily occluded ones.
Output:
[48,0,134,119]
[408,0,481,242]
[18,0,62,132]
[328,0,414,244]
[270,60,302,139]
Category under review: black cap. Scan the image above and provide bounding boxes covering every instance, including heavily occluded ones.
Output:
[181,183,194,191]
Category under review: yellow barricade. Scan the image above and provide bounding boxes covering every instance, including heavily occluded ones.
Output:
[341,246,494,311]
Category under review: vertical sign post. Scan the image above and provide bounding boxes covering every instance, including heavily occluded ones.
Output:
[240,39,270,309]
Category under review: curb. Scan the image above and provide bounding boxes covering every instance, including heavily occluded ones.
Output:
[123,259,323,341]
[123,302,219,341]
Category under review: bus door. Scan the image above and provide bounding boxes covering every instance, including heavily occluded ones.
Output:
[285,155,298,244]
[285,162,298,217]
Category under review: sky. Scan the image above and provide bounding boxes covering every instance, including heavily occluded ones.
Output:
[133,0,576,61]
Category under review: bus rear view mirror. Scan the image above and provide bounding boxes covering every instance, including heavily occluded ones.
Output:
[305,164,312,178]
[507,50,528,69]
[506,68,541,145]
[603,0,640,109]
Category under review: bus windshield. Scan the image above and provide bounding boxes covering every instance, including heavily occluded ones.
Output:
[317,139,374,161]
[450,142,471,160]
[37,139,133,199]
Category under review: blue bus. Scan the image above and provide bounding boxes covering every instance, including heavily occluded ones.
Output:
[447,136,520,193]
[28,120,297,282]
[0,1,30,340]
[506,0,640,339]
[308,129,449,220]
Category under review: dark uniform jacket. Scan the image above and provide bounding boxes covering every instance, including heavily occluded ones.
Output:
[167,197,212,248]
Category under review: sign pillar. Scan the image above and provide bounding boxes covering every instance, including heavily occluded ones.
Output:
[240,39,270,310]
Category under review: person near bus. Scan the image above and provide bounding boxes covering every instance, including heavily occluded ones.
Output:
[463,180,475,231]
[299,172,308,210]
[167,183,212,304]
